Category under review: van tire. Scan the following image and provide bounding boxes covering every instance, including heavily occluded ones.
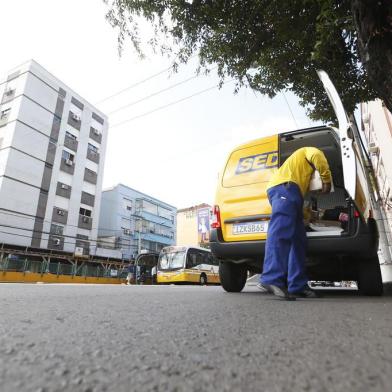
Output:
[219,262,247,292]
[358,256,383,296]
[200,273,207,286]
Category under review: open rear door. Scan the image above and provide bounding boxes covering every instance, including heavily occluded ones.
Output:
[317,70,356,199]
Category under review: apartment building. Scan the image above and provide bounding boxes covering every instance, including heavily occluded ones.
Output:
[0,60,107,255]
[98,184,176,260]
[176,203,212,247]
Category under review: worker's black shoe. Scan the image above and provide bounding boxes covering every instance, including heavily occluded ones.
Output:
[263,284,296,301]
[292,289,321,298]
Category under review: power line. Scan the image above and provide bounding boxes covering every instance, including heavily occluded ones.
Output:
[111,79,235,128]
[0,221,130,247]
[96,68,172,105]
[95,54,199,105]
[108,72,212,115]
[281,91,299,128]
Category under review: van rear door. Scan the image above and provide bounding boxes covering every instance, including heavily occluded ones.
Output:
[317,70,356,199]
[220,135,278,242]
[317,70,372,216]
[317,71,357,200]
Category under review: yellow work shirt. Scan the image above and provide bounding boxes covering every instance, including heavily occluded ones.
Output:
[267,147,332,196]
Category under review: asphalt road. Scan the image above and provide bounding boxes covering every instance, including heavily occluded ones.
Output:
[1,283,392,392]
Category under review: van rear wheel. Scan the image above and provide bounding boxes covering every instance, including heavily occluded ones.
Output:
[358,256,383,296]
[219,262,247,292]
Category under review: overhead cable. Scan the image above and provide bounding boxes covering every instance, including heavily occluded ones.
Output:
[111,79,235,128]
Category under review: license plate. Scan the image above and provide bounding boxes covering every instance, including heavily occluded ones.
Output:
[232,221,268,235]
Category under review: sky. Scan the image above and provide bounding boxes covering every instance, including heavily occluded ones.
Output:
[0,0,322,209]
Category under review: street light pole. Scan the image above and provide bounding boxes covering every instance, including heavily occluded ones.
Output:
[138,228,141,255]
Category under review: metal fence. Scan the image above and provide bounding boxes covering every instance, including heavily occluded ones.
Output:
[0,257,127,279]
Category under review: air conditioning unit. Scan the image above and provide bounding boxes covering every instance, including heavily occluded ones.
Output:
[124,229,131,235]
[82,216,89,223]
[74,247,84,256]
[72,113,81,121]
[53,238,61,246]
[57,209,65,216]
[368,142,379,154]
[61,184,69,189]
[5,88,14,96]
[93,128,100,136]
[65,158,73,166]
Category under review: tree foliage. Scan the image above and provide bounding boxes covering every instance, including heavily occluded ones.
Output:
[104,0,391,122]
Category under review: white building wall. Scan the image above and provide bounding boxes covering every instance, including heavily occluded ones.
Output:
[0,60,108,253]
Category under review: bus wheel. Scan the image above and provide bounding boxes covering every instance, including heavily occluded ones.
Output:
[358,256,383,296]
[199,273,207,286]
[219,262,247,292]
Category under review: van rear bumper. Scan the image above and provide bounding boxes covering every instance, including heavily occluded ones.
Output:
[209,218,378,260]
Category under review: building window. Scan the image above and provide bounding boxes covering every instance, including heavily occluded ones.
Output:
[122,228,132,235]
[1,108,11,120]
[79,207,92,217]
[65,131,77,140]
[88,143,99,154]
[51,224,64,235]
[62,150,75,162]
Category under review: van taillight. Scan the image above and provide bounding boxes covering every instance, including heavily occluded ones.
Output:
[211,205,221,229]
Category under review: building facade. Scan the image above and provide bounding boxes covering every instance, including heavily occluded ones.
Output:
[361,100,392,267]
[0,60,107,255]
[176,203,211,247]
[98,184,176,260]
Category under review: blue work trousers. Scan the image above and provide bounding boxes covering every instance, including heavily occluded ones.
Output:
[260,183,309,293]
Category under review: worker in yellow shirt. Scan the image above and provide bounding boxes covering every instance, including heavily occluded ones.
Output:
[258,147,332,300]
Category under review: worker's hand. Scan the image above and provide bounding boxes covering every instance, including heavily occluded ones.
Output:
[322,182,331,193]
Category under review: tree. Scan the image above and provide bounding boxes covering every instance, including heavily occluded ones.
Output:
[104,0,392,122]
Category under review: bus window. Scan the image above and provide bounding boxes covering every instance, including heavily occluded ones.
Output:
[171,252,185,269]
[186,249,198,269]
[158,249,186,270]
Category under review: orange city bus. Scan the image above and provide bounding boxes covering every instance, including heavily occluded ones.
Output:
[157,246,220,285]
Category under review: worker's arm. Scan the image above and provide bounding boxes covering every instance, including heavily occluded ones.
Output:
[306,148,332,184]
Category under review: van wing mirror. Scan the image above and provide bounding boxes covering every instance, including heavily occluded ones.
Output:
[316,70,349,137]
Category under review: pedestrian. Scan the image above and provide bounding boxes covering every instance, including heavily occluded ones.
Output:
[151,264,157,284]
[258,147,332,300]
[126,262,135,285]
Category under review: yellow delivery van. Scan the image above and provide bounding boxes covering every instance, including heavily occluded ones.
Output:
[210,72,383,296]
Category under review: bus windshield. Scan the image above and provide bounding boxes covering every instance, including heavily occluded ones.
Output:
[158,250,186,271]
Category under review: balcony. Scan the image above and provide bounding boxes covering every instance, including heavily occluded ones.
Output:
[60,158,75,175]
[81,191,95,207]
[1,88,15,104]
[64,134,78,152]
[56,182,72,199]
[48,235,64,250]
[78,215,92,230]
[84,168,97,184]
[89,127,102,144]
[52,207,68,225]
[87,149,100,164]
[67,111,81,131]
